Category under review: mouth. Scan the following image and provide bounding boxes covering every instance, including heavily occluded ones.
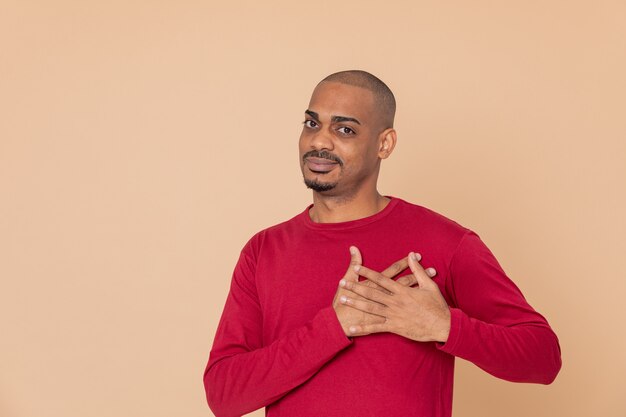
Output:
[304,157,339,174]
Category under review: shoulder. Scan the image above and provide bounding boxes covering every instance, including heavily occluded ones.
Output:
[240,208,308,260]
[392,197,472,239]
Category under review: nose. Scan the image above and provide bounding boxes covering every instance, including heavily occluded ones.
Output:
[308,128,334,151]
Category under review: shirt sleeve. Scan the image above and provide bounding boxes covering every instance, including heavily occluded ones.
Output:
[436,230,562,384]
[203,247,353,417]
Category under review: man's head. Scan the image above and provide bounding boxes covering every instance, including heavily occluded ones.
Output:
[321,70,396,129]
[299,70,397,197]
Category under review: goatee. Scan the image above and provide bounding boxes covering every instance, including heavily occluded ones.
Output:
[304,178,338,192]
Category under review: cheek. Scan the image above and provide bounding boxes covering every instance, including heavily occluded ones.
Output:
[298,131,309,152]
[298,136,306,157]
[364,139,383,162]
[338,143,375,166]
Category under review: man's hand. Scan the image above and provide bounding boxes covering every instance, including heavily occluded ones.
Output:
[338,252,451,343]
[333,247,437,337]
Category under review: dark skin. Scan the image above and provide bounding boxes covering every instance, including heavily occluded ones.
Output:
[300,81,451,342]
[299,81,394,222]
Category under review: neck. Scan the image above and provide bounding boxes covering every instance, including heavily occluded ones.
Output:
[309,187,390,223]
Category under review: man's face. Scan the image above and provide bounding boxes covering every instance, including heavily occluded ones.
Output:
[299,81,385,196]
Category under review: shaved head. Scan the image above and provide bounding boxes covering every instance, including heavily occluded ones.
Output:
[319,70,396,129]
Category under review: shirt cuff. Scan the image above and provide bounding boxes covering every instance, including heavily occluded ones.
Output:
[435,307,465,355]
[312,306,353,354]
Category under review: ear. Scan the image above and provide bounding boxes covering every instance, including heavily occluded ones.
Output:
[377,128,397,159]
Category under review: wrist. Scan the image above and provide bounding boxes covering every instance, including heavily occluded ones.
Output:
[332,305,350,337]
[435,308,451,343]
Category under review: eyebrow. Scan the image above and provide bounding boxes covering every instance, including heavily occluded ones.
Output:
[305,109,361,125]
[305,110,320,121]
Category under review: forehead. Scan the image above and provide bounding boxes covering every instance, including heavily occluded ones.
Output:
[307,82,376,123]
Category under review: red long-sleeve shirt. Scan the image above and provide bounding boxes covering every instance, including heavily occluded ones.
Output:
[203,197,561,417]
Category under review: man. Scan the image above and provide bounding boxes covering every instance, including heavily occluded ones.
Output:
[203,70,561,417]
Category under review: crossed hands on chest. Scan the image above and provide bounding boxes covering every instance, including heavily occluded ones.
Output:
[332,246,451,343]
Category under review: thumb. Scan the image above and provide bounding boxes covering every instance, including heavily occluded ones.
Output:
[408,252,434,288]
[343,246,363,282]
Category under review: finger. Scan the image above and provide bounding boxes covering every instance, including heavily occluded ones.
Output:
[395,273,418,287]
[341,280,392,305]
[342,246,363,282]
[395,252,424,286]
[360,279,393,295]
[381,257,409,279]
[354,264,403,293]
[408,252,435,288]
[396,262,436,286]
[339,295,387,317]
[348,322,387,336]
[411,253,437,278]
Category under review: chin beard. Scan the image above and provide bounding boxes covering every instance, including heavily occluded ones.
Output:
[304,177,338,192]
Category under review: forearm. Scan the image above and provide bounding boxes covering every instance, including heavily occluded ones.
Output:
[437,308,562,384]
[204,306,352,417]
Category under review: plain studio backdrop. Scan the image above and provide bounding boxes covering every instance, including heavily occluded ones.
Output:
[1,1,624,416]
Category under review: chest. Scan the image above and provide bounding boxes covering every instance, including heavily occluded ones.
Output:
[254,232,451,343]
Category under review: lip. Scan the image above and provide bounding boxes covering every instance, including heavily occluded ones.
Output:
[305,157,339,173]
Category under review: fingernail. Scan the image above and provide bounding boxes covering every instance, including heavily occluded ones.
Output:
[339,279,346,287]
[340,295,348,303]
[349,326,357,333]
[415,252,422,261]
[426,267,436,277]
[353,265,361,272]
[349,246,356,255]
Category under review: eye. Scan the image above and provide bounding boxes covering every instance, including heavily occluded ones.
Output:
[337,126,356,135]
[303,120,318,128]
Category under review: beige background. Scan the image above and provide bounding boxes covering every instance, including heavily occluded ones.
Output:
[1,1,625,416]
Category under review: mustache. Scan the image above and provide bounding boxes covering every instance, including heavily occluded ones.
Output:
[302,150,344,166]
